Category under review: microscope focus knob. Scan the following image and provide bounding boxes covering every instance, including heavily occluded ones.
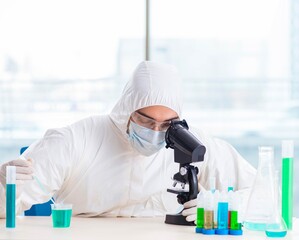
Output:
[177,193,189,205]
[180,167,187,176]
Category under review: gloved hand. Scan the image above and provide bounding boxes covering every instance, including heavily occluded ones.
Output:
[0,158,34,188]
[182,198,197,223]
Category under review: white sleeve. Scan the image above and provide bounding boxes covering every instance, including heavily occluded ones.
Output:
[17,128,73,214]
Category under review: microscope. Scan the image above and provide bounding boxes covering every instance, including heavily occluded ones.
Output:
[164,119,206,226]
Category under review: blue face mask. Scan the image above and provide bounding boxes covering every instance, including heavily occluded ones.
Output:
[128,121,166,156]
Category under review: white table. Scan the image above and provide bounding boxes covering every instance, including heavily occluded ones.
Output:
[0,216,298,239]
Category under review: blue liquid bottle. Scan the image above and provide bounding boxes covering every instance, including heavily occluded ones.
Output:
[6,166,16,228]
[216,191,229,235]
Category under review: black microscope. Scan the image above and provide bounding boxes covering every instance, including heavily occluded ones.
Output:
[164,119,206,226]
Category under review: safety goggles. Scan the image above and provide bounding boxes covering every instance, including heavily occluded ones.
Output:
[131,111,179,132]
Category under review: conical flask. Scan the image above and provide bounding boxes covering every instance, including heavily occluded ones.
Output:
[265,171,287,237]
[243,146,276,231]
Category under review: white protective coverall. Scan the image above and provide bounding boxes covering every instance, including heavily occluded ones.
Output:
[0,61,256,219]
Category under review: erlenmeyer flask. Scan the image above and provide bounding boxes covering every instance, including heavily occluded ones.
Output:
[265,171,287,237]
[243,146,276,231]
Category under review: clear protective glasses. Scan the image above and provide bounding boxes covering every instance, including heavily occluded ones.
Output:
[131,111,179,132]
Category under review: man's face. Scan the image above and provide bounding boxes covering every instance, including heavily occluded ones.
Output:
[131,105,179,131]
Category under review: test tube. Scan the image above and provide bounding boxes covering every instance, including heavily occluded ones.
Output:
[228,189,233,229]
[282,140,294,230]
[229,192,243,235]
[228,191,238,229]
[215,191,229,235]
[6,166,16,228]
[195,191,204,233]
[213,190,220,229]
[202,191,215,235]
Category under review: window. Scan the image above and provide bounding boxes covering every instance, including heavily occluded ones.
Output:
[151,0,293,140]
[150,0,298,215]
[0,0,144,159]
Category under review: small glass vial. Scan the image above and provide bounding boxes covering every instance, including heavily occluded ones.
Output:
[195,191,204,233]
[202,191,215,235]
[216,191,229,235]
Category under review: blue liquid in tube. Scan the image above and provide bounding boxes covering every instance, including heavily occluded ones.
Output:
[6,184,16,228]
[217,202,228,229]
[6,166,16,228]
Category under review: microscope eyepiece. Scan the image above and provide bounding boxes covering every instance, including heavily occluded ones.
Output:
[165,119,206,163]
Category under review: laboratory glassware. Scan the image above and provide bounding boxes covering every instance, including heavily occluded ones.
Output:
[202,191,215,234]
[281,140,294,230]
[243,146,276,231]
[196,191,204,233]
[6,166,16,228]
[216,191,229,235]
[51,203,73,228]
[265,171,287,237]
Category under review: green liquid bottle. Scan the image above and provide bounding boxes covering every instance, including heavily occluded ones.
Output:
[196,208,204,227]
[195,191,204,233]
[281,140,294,230]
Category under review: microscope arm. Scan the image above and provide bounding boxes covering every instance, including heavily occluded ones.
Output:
[187,165,199,200]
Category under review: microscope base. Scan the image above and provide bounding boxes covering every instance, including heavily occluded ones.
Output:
[165,213,195,226]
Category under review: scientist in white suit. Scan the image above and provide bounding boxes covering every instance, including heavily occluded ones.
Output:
[0,61,256,222]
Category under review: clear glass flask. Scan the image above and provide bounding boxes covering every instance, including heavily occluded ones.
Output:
[265,171,287,237]
[243,146,276,231]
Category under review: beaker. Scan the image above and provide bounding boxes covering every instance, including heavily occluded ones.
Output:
[243,146,276,231]
[51,203,73,228]
[265,171,287,238]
